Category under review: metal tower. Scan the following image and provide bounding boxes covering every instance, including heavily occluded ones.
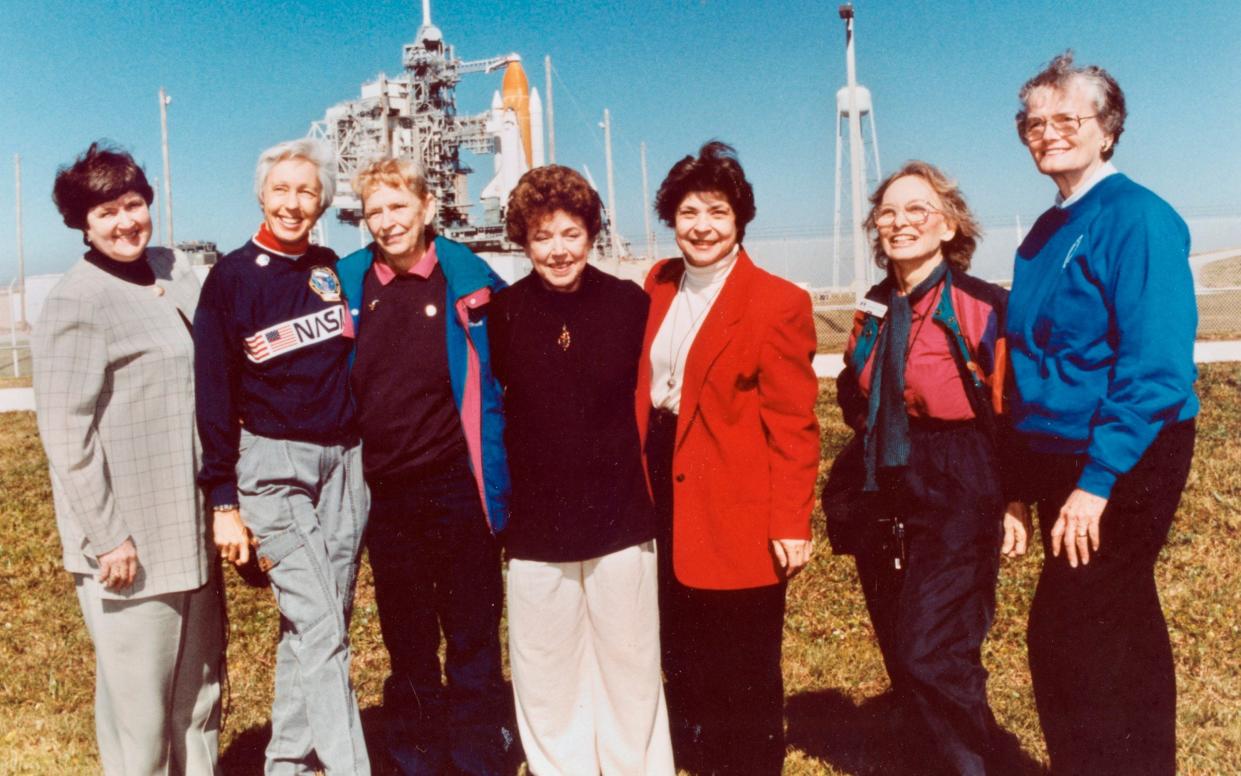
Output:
[832,84,881,290]
[833,4,881,296]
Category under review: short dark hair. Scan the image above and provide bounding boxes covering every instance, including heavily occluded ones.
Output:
[654,141,756,242]
[52,142,154,231]
[865,161,982,273]
[1016,51,1127,161]
[505,165,603,246]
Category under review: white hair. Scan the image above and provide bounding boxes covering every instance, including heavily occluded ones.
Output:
[253,138,337,210]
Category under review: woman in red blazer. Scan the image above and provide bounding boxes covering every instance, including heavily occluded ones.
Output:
[637,141,820,775]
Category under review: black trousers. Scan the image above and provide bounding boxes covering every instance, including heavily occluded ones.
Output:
[1026,420,1195,776]
[647,408,788,776]
[854,420,1005,775]
[366,455,510,776]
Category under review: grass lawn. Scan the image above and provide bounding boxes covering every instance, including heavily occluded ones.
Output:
[2,364,1239,774]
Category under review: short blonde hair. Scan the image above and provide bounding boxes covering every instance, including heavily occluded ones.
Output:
[351,157,431,202]
[864,161,982,273]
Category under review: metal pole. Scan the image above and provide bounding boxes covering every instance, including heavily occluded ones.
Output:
[841,7,868,300]
[832,110,843,291]
[8,281,18,376]
[150,175,161,248]
[159,87,174,246]
[601,109,620,261]
[545,55,556,164]
[14,154,27,328]
[640,142,656,259]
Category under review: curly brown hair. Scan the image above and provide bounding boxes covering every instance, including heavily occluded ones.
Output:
[505,165,603,247]
[864,161,981,273]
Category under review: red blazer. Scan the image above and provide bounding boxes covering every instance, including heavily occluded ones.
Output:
[636,250,821,590]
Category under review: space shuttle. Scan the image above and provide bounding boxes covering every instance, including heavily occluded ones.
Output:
[481,56,546,206]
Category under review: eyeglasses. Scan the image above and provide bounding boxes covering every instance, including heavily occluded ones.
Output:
[1019,114,1098,140]
[874,202,942,229]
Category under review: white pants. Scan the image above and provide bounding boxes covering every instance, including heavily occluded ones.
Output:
[75,572,223,776]
[507,541,674,776]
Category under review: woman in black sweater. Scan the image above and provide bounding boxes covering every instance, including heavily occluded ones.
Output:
[489,165,674,775]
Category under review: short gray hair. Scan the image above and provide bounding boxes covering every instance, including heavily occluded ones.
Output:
[254,138,337,210]
[1015,51,1127,161]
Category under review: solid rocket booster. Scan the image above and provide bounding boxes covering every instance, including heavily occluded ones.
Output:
[501,58,533,168]
[490,90,504,175]
[529,87,545,168]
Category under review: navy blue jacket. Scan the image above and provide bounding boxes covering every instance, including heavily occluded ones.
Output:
[194,238,355,508]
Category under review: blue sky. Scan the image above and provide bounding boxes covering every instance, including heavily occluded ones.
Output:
[1,0,1238,284]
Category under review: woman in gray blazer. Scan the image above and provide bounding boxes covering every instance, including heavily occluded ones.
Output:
[32,143,223,775]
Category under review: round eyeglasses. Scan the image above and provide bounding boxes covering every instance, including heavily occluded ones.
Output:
[1020,114,1098,141]
[874,202,942,229]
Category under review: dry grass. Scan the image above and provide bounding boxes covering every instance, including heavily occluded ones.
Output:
[2,364,1240,774]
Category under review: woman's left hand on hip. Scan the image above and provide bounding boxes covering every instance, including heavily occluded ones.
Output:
[771,538,813,578]
[1050,488,1108,568]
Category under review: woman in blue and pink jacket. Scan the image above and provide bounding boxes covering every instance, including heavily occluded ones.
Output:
[336,157,512,774]
[835,161,1026,775]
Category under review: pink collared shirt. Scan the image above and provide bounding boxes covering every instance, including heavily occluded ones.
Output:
[372,242,438,285]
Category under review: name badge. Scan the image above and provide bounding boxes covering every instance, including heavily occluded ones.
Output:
[856,298,888,319]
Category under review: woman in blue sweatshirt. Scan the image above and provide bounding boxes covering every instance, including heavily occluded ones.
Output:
[1007,52,1197,776]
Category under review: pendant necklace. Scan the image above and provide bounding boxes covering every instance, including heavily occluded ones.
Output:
[666,273,725,390]
[557,324,572,351]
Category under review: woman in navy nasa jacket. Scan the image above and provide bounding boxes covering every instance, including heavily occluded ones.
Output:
[194,138,371,774]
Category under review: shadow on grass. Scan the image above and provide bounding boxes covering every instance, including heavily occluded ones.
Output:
[785,688,1046,775]
[222,701,526,775]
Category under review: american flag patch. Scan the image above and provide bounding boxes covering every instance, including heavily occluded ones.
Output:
[243,306,346,363]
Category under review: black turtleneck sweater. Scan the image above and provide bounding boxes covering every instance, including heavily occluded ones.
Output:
[85,248,156,286]
[488,264,654,562]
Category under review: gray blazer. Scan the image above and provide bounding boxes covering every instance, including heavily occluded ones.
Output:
[33,248,210,599]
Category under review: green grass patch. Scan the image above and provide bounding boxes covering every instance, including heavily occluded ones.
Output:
[2,365,1239,773]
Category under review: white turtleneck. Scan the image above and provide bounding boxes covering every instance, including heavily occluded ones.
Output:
[649,246,740,413]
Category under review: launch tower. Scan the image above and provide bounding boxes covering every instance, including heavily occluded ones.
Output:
[309,0,545,252]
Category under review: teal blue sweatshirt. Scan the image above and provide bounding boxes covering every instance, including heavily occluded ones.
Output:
[1006,173,1198,498]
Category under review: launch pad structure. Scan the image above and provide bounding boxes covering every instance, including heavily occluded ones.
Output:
[308,0,626,263]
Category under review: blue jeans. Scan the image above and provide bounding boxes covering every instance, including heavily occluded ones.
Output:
[366,455,511,775]
[238,431,370,775]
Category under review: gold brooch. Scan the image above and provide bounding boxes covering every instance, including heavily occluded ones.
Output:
[557,324,571,351]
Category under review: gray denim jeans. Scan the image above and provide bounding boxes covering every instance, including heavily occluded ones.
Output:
[238,430,370,775]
